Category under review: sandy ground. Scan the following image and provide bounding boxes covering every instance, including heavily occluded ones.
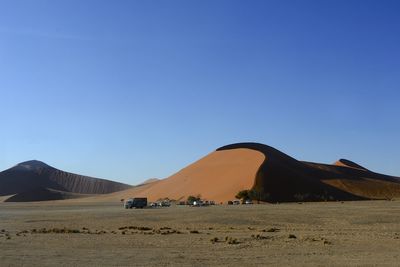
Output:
[1,201,400,266]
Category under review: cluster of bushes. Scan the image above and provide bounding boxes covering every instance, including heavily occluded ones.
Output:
[235,188,270,203]
[210,236,239,244]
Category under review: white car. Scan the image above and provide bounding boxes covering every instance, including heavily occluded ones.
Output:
[193,200,203,206]
[158,201,171,207]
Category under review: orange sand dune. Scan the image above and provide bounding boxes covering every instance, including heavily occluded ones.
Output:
[101,143,400,203]
[95,148,265,203]
[138,148,264,202]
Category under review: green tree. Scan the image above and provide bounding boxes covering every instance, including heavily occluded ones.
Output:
[187,195,200,205]
[235,190,250,203]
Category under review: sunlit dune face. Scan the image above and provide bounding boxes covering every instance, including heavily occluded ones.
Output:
[96,148,265,203]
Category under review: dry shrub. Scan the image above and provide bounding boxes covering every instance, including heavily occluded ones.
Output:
[210,237,219,243]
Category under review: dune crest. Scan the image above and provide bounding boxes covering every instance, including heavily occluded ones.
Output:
[334,159,369,171]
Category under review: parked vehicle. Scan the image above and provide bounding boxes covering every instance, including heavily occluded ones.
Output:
[158,200,171,207]
[244,199,253,204]
[124,197,147,209]
[192,200,203,206]
[233,200,241,205]
[227,201,233,205]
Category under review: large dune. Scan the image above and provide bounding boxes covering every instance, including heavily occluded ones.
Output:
[91,148,265,203]
[0,160,132,202]
[94,143,400,203]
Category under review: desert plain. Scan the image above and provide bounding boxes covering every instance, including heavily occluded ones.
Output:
[1,200,400,266]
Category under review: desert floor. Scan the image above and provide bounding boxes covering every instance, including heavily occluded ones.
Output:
[1,201,400,266]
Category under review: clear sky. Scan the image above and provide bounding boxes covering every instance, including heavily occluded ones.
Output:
[1,0,399,184]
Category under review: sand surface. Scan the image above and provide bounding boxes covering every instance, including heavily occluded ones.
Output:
[1,201,400,266]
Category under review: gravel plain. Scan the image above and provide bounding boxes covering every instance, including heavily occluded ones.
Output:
[1,201,400,266]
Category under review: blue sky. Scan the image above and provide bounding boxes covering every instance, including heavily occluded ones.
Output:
[1,0,399,184]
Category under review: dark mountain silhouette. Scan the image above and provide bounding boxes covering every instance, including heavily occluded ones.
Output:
[0,160,131,202]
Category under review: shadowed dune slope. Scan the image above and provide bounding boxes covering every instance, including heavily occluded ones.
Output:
[0,160,132,202]
[219,143,400,202]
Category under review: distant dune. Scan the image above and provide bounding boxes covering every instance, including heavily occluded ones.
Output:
[333,159,369,171]
[0,160,131,202]
[93,143,400,203]
[139,178,160,185]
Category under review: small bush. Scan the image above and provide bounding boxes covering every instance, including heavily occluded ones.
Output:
[252,234,269,240]
[138,227,152,231]
[266,227,280,232]
[210,237,219,243]
[227,237,239,244]
[224,236,239,244]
